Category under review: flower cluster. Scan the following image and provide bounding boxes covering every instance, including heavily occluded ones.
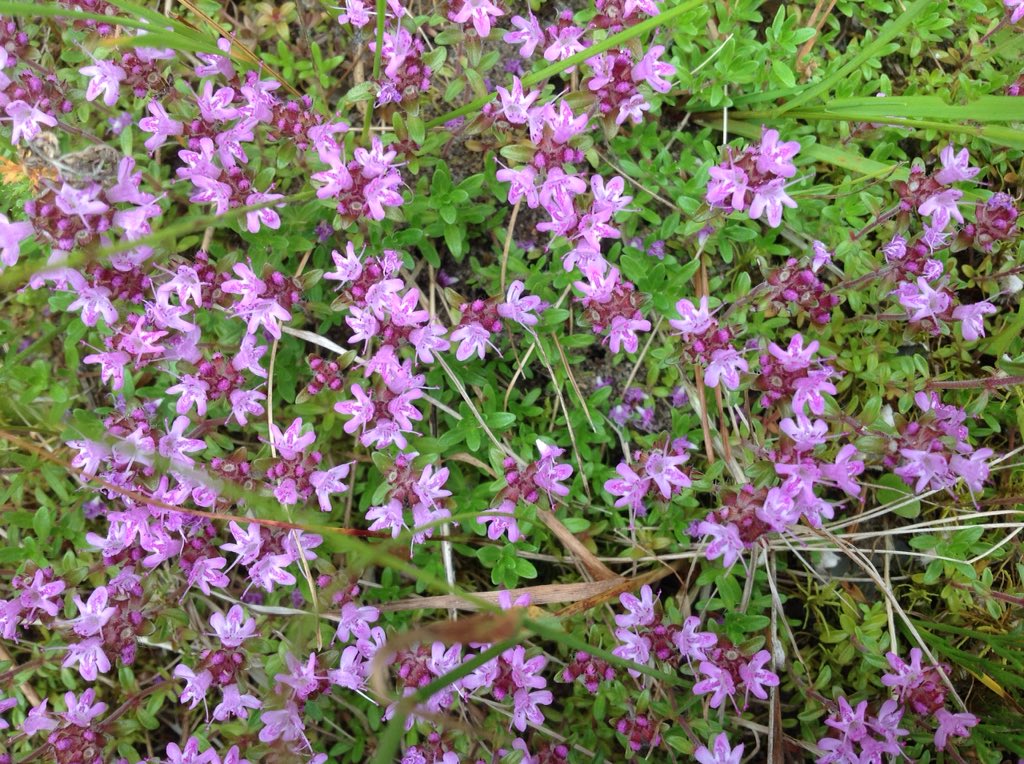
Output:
[706,127,801,228]
[888,392,991,495]
[478,441,574,542]
[604,438,692,516]
[670,296,747,390]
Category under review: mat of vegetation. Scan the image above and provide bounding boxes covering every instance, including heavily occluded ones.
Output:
[0,0,1023,761]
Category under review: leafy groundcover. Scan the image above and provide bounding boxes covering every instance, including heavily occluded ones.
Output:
[1,0,1023,762]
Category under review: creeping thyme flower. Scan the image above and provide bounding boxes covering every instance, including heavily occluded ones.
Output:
[706,127,801,228]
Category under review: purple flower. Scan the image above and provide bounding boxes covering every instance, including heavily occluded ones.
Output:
[615,585,657,629]
[0,695,16,731]
[63,637,111,680]
[756,128,800,178]
[245,191,285,233]
[478,498,522,542]
[22,699,57,736]
[896,277,951,323]
[19,570,65,618]
[259,701,306,744]
[673,616,717,663]
[693,661,737,708]
[605,462,651,514]
[919,188,964,229]
[704,347,748,390]
[61,689,107,727]
[607,314,651,354]
[511,687,552,731]
[174,664,213,709]
[670,296,716,336]
[695,732,744,764]
[780,415,828,452]
[68,587,116,637]
[213,684,261,721]
[696,520,744,568]
[952,301,996,341]
[504,13,544,57]
[498,280,545,327]
[738,650,779,703]
[749,178,797,228]
[275,652,324,700]
[934,709,978,750]
[4,100,57,145]
[138,100,183,152]
[310,463,351,512]
[269,417,317,460]
[210,605,257,647]
[450,0,505,37]
[934,145,979,185]
[165,736,217,764]
[0,213,34,268]
[80,60,126,106]
[632,45,675,93]
[706,162,749,211]
[451,322,496,361]
[496,76,538,124]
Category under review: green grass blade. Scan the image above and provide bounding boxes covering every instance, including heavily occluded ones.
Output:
[772,0,934,116]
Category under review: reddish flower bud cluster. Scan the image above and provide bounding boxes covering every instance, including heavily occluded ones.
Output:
[766,257,840,325]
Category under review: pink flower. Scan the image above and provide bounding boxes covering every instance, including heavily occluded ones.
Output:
[919,188,964,229]
[749,179,797,228]
[213,684,261,721]
[80,60,126,107]
[693,661,737,708]
[504,13,544,57]
[934,709,978,750]
[139,100,183,152]
[706,162,749,211]
[756,128,800,178]
[780,415,828,452]
[478,498,521,542]
[695,732,744,764]
[952,301,996,341]
[450,0,505,37]
[696,520,744,568]
[704,347,748,390]
[4,100,57,145]
[544,25,586,62]
[615,585,656,628]
[898,279,951,326]
[63,637,111,681]
[244,191,284,233]
[497,163,540,208]
[174,664,213,709]
[496,76,538,124]
[607,314,651,353]
[738,649,779,703]
[269,418,316,459]
[68,587,116,638]
[0,213,34,268]
[934,145,979,185]
[210,605,257,647]
[670,296,716,336]
[632,45,675,94]
[310,463,351,512]
[511,687,552,731]
[673,616,717,663]
[604,462,650,514]
[451,322,496,361]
